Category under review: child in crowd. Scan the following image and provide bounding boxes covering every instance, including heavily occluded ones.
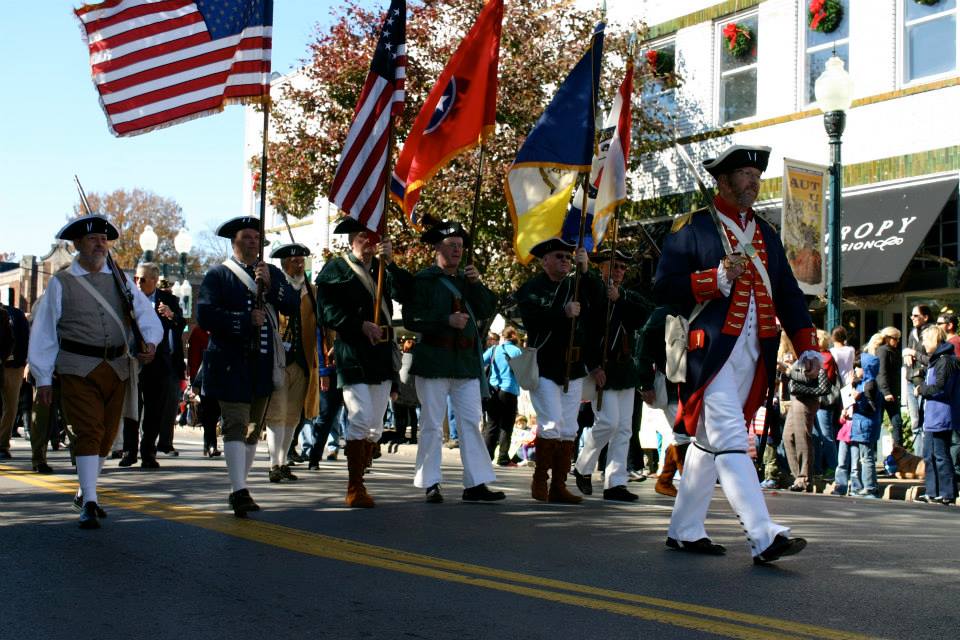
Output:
[916,325,960,504]
[832,413,857,495]
[849,350,883,498]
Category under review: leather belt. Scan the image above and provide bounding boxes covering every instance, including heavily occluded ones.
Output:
[60,338,127,360]
[422,334,475,350]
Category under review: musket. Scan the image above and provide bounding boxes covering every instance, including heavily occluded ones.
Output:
[673,143,734,256]
[74,175,147,353]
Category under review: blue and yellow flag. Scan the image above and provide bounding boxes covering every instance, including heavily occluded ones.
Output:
[505,23,605,264]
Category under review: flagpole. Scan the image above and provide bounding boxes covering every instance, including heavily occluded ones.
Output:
[595,210,621,411]
[466,142,486,266]
[562,21,603,394]
[372,116,397,335]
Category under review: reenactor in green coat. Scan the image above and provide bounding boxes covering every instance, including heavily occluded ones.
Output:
[315,218,413,508]
[516,237,605,504]
[573,249,652,502]
[403,221,505,504]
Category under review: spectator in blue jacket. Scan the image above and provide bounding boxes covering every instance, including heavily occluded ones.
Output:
[916,325,960,505]
[849,350,882,498]
[482,326,523,466]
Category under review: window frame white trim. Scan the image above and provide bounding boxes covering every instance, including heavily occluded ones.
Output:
[798,0,852,108]
[898,0,959,87]
[714,9,761,126]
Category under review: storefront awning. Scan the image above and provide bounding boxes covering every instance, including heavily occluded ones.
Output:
[838,178,957,287]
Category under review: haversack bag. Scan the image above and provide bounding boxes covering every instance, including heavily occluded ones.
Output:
[505,345,541,391]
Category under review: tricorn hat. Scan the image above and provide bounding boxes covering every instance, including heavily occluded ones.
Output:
[420,220,470,246]
[332,217,370,235]
[216,216,261,239]
[269,243,311,259]
[529,237,577,258]
[57,215,119,241]
[589,248,634,264]
[702,144,772,178]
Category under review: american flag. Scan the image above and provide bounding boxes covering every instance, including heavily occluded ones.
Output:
[328,0,406,234]
[75,0,273,137]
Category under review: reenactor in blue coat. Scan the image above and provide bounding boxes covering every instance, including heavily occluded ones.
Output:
[655,145,819,564]
[197,216,299,517]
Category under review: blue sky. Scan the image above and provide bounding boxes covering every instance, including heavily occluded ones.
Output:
[0,1,376,259]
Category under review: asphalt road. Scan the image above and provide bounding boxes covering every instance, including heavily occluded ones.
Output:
[2,428,958,640]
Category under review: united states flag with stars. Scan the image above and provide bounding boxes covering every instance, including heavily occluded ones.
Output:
[75,0,273,137]
[328,0,406,234]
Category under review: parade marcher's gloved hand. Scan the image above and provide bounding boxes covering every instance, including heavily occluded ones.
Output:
[607,282,620,302]
[591,367,607,389]
[378,239,393,264]
[564,301,580,318]
[464,264,481,284]
[449,312,469,330]
[362,321,384,344]
[575,247,589,273]
[251,308,266,327]
[254,261,271,289]
[137,343,157,365]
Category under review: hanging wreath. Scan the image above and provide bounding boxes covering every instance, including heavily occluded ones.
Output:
[913,0,940,5]
[722,22,754,59]
[808,0,844,33]
[645,48,675,77]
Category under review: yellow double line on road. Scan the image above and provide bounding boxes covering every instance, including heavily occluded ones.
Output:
[2,466,876,640]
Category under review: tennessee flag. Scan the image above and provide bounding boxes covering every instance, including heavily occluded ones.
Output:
[390,0,503,227]
[561,57,633,250]
[505,23,605,264]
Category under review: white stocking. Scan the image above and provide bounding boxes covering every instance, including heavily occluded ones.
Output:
[265,425,282,468]
[76,455,99,505]
[223,441,247,493]
[278,427,295,467]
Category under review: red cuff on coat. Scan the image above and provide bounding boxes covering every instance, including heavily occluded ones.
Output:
[690,268,722,303]
[790,327,819,353]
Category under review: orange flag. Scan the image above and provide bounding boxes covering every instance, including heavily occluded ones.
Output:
[390,0,502,227]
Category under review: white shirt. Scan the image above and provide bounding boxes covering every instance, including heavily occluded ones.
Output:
[28,258,163,386]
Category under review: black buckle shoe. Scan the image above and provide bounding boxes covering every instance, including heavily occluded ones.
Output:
[425,483,443,504]
[573,469,593,495]
[78,502,101,529]
[140,458,160,470]
[268,466,283,483]
[754,535,807,565]
[462,483,506,502]
[33,462,54,474]
[280,464,298,481]
[228,489,260,517]
[665,537,726,555]
[602,485,639,502]
[72,495,107,518]
[118,453,137,467]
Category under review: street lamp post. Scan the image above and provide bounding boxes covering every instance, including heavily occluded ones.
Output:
[138,225,159,263]
[174,227,193,279]
[814,55,854,332]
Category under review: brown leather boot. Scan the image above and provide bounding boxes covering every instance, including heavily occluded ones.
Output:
[531,439,553,501]
[548,440,582,504]
[655,444,679,497]
[345,440,375,508]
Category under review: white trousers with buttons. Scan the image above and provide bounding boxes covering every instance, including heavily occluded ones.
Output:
[667,296,789,557]
[575,388,634,488]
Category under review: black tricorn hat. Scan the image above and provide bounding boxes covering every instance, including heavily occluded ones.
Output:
[216,216,261,239]
[702,144,772,178]
[269,243,311,259]
[332,217,369,235]
[529,237,577,258]
[589,248,634,264]
[57,215,119,241]
[420,220,470,246]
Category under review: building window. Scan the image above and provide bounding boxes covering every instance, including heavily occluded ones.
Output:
[717,13,759,124]
[903,0,957,83]
[803,0,850,105]
[641,39,678,130]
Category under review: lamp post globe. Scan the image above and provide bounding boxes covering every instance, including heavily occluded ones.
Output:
[174,228,192,278]
[814,55,853,334]
[139,224,159,263]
